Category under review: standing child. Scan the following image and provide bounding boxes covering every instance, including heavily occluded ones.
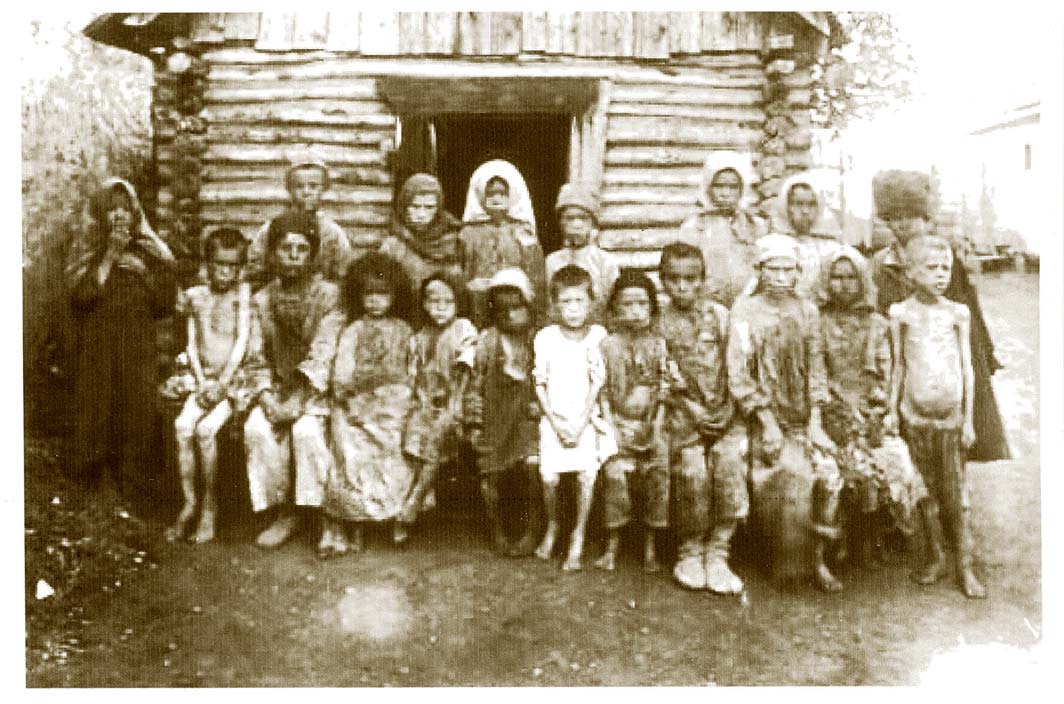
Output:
[465,269,543,555]
[245,150,354,286]
[165,228,262,543]
[460,160,547,326]
[318,253,416,557]
[596,270,670,572]
[884,235,987,599]
[533,266,616,571]
[817,246,927,567]
[727,234,844,591]
[655,243,744,593]
[545,183,619,324]
[398,273,478,537]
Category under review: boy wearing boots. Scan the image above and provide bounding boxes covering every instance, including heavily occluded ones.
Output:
[654,243,742,593]
[728,234,844,592]
[884,235,987,599]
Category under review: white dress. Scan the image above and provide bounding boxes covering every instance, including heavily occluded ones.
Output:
[533,324,616,479]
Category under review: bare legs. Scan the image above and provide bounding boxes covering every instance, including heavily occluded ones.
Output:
[168,398,230,543]
[536,472,595,571]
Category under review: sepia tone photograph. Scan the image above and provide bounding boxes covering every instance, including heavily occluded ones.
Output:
[20,6,1059,688]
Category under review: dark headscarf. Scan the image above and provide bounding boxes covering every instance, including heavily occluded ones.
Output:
[390,173,461,265]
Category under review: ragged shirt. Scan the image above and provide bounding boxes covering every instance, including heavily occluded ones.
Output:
[600,331,668,454]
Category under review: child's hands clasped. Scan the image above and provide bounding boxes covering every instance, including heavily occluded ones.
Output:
[197,381,226,409]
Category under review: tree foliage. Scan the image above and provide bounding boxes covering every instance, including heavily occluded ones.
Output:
[811,12,918,136]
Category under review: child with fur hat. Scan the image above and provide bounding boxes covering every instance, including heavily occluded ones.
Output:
[545,183,619,324]
[464,268,543,555]
[728,233,844,591]
[245,149,354,287]
[678,151,768,308]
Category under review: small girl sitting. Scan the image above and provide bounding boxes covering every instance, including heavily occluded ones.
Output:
[398,273,478,538]
[319,252,416,558]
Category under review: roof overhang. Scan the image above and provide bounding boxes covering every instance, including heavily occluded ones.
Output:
[379,74,601,115]
[82,12,189,56]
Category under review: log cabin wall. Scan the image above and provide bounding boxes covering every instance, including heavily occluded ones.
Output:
[168,11,824,272]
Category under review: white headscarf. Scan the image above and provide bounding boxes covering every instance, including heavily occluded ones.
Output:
[697,150,755,211]
[772,170,842,239]
[462,159,537,236]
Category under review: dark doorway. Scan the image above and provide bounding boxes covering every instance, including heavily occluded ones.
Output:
[435,114,571,254]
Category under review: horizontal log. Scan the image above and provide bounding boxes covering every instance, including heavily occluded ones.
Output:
[597,227,689,251]
[200,203,391,227]
[203,143,387,167]
[600,186,699,206]
[204,79,379,103]
[606,145,758,168]
[599,203,692,228]
[200,182,393,205]
[611,83,763,106]
[207,124,392,147]
[602,167,703,188]
[608,102,763,122]
[203,102,392,126]
[202,164,392,186]
[599,248,661,271]
[607,118,762,146]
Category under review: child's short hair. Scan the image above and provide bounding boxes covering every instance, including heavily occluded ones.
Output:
[203,227,248,263]
[905,235,953,270]
[786,181,817,205]
[284,163,329,192]
[549,264,594,301]
[608,268,659,320]
[342,251,415,322]
[266,210,321,257]
[659,242,706,277]
[418,271,470,325]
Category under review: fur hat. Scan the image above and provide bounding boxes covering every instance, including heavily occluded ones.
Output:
[554,182,601,222]
[872,170,930,220]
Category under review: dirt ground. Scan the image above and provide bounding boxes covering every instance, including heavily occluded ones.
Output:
[25,270,1043,687]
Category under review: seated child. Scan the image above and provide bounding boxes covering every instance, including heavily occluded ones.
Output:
[818,246,927,567]
[163,227,262,543]
[727,234,844,591]
[399,273,478,536]
[545,183,619,324]
[533,266,616,571]
[596,270,670,572]
[654,243,744,594]
[318,253,417,557]
[465,268,543,555]
[885,235,987,599]
[244,211,340,549]
[460,160,547,326]
[245,150,354,286]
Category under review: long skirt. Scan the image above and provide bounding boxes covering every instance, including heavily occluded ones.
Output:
[325,384,415,522]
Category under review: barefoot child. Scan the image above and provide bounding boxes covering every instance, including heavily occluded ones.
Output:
[465,269,543,555]
[596,270,670,572]
[654,243,743,593]
[165,228,262,542]
[398,273,478,536]
[533,266,616,571]
[884,235,987,599]
[545,183,619,324]
[728,234,844,591]
[817,246,927,568]
[319,253,417,557]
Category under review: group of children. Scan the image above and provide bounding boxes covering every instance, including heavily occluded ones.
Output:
[154,151,989,599]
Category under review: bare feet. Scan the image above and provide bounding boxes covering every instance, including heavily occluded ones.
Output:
[815,562,843,592]
[256,511,300,549]
[190,511,216,544]
[643,540,661,573]
[913,553,947,586]
[593,552,616,571]
[166,504,195,542]
[392,522,410,546]
[534,527,557,561]
[959,567,988,599]
[561,553,583,572]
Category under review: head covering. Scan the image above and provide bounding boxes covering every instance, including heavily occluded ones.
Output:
[462,159,537,235]
[397,172,444,212]
[697,150,754,211]
[390,172,461,263]
[872,170,930,220]
[818,244,877,310]
[772,170,842,239]
[487,267,534,305]
[756,233,800,265]
[285,147,330,189]
[266,209,321,256]
[66,177,174,288]
[554,182,601,223]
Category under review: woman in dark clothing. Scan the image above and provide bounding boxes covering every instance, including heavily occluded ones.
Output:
[869,170,1010,462]
[64,178,177,497]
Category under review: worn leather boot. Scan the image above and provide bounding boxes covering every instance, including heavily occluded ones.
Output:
[913,499,947,585]
[673,538,707,590]
[703,521,743,594]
